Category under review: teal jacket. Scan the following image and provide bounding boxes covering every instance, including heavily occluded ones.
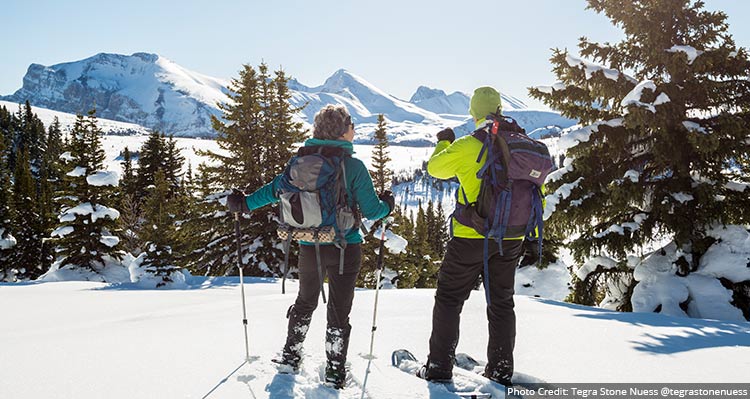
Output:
[244,138,391,245]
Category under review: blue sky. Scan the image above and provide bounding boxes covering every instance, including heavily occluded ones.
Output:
[2,0,748,109]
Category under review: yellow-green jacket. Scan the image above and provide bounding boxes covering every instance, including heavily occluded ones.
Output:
[427,121,545,240]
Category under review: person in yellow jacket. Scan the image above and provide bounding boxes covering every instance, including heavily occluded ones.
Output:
[418,87,524,387]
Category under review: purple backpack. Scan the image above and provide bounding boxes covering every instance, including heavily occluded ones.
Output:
[453,114,554,302]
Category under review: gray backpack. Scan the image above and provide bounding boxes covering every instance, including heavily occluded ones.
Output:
[275,145,359,301]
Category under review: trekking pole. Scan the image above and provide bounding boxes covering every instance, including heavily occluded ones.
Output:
[234,211,251,363]
[360,217,393,399]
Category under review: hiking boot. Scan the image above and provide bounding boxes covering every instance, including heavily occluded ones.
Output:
[278,305,312,371]
[324,325,351,390]
[271,355,300,373]
[416,362,453,383]
[483,367,512,387]
[324,365,347,389]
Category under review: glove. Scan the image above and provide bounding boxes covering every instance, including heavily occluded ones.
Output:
[518,238,540,267]
[226,190,250,213]
[436,127,455,144]
[378,190,395,215]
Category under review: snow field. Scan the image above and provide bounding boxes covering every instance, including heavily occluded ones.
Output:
[1,278,748,399]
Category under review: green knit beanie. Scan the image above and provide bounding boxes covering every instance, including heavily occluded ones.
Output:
[469,86,502,120]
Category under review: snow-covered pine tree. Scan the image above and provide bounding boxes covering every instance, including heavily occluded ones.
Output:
[135,170,182,287]
[51,111,123,278]
[187,63,305,276]
[370,114,393,193]
[530,0,750,317]
[9,149,43,279]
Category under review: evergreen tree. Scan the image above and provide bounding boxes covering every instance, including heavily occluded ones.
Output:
[163,135,185,194]
[116,147,142,255]
[138,170,181,287]
[0,132,16,280]
[39,117,64,272]
[433,201,449,258]
[187,63,305,276]
[120,147,137,199]
[136,131,166,196]
[53,111,123,274]
[10,149,43,279]
[117,192,142,255]
[530,0,750,310]
[356,113,396,287]
[12,101,46,174]
[370,114,393,193]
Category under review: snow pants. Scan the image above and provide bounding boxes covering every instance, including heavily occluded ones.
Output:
[282,243,362,370]
[427,237,523,385]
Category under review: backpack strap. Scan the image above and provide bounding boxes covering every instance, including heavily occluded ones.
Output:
[314,231,327,304]
[337,156,350,275]
[281,234,293,294]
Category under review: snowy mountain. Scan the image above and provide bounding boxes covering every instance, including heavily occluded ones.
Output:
[1,52,228,137]
[2,52,579,144]
[408,86,528,115]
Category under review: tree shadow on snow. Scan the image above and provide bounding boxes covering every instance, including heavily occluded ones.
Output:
[529,298,750,354]
[90,276,280,291]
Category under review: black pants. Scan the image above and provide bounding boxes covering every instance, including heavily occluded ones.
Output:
[427,237,523,383]
[293,243,362,328]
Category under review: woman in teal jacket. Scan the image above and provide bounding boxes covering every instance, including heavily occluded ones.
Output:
[227,104,393,389]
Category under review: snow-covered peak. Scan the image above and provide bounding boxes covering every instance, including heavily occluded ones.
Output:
[409,86,448,103]
[3,52,577,144]
[2,52,227,137]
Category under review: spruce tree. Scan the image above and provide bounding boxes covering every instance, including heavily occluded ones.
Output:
[53,111,123,275]
[530,0,750,310]
[0,132,16,280]
[370,114,393,193]
[187,63,305,276]
[433,201,449,258]
[138,170,181,287]
[120,147,137,199]
[39,117,64,273]
[116,147,142,255]
[356,113,395,287]
[12,101,46,174]
[9,149,43,279]
[136,131,166,196]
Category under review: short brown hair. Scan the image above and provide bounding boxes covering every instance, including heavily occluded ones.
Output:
[313,104,350,140]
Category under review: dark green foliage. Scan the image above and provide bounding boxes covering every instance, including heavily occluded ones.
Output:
[136,132,185,200]
[187,63,306,276]
[0,128,15,280]
[9,101,46,175]
[139,170,181,286]
[529,0,750,306]
[9,149,43,279]
[120,147,137,199]
[39,117,64,272]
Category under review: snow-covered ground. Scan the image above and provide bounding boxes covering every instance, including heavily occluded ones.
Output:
[1,278,748,399]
